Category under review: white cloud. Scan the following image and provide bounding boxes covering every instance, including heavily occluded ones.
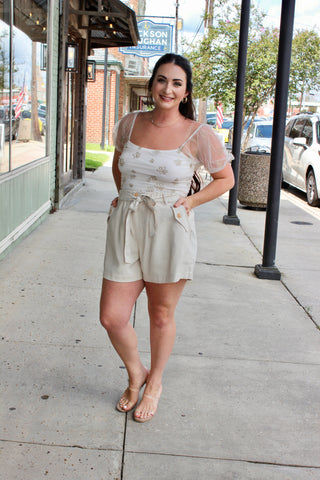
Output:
[143,0,320,58]
[258,0,320,31]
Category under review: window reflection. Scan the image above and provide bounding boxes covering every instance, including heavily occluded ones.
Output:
[0,0,47,175]
[0,13,10,173]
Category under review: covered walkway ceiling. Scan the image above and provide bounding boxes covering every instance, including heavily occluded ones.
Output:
[70,0,140,49]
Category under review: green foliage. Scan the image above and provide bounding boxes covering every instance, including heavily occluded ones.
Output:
[245,27,279,114]
[0,32,9,92]
[188,2,278,118]
[187,1,320,121]
[290,29,320,101]
[85,157,104,170]
[85,150,112,170]
[86,142,115,152]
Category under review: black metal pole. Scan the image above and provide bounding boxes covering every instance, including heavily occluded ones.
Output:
[100,48,108,149]
[255,0,296,280]
[175,0,179,54]
[223,0,250,226]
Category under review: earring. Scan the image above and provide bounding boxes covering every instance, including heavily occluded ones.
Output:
[182,97,188,104]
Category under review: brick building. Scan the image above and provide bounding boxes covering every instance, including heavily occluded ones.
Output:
[86,0,149,146]
[86,51,125,145]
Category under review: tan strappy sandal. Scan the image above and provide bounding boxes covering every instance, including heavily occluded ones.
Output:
[116,370,149,413]
[134,385,162,423]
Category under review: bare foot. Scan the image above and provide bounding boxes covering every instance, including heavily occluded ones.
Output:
[134,384,162,423]
[116,367,149,413]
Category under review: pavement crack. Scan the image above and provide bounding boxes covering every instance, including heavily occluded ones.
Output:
[124,450,320,469]
[121,414,128,480]
[135,349,320,366]
[281,279,320,330]
[196,261,253,269]
[0,438,122,452]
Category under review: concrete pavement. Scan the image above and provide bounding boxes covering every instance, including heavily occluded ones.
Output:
[1,161,320,479]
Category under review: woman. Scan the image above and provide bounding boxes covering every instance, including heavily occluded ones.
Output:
[100,53,234,423]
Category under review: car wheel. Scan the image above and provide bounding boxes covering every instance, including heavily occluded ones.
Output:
[306,170,320,207]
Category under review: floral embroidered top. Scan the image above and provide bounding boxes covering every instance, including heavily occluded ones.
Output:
[113,111,232,199]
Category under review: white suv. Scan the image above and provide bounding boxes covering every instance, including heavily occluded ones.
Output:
[282,113,320,206]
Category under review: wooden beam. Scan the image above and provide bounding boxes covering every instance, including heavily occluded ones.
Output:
[69,8,127,18]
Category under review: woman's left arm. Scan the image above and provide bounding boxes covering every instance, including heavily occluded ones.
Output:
[174,163,235,214]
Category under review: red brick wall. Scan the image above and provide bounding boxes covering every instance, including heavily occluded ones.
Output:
[86,67,124,145]
[86,68,105,144]
[86,0,140,146]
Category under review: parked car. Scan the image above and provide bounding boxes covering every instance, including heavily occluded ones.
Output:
[214,119,233,143]
[21,109,45,135]
[282,113,320,206]
[243,120,273,152]
[37,108,46,135]
[206,112,217,126]
[229,117,268,147]
[0,106,19,140]
[38,104,46,114]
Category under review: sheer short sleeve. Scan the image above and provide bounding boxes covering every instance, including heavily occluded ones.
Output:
[187,124,233,174]
[112,111,137,152]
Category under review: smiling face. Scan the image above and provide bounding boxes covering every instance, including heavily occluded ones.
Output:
[151,63,188,111]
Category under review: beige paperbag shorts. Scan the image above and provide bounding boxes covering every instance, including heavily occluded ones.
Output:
[103,191,197,283]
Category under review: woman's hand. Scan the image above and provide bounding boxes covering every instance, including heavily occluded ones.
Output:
[174,197,192,215]
[111,197,119,208]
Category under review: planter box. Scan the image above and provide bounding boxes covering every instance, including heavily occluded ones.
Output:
[238,152,270,208]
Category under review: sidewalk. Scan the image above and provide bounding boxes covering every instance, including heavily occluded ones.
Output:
[1,163,320,479]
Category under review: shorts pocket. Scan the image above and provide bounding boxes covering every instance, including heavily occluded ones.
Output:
[171,205,189,232]
[107,204,116,222]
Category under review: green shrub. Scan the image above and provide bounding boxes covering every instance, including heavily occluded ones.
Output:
[85,144,114,170]
[86,143,115,152]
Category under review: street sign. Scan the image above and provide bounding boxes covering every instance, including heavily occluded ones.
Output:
[120,20,173,57]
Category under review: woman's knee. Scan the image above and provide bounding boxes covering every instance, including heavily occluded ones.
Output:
[100,310,112,331]
[100,309,129,333]
[100,279,143,333]
[149,304,174,329]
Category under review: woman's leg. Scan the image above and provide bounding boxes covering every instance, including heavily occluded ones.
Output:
[134,279,187,421]
[100,278,148,410]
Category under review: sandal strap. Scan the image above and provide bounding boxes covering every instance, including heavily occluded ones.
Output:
[143,393,160,400]
[128,386,140,393]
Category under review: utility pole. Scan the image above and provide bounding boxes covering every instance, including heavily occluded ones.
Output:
[198,0,213,123]
[175,0,179,53]
[204,0,213,28]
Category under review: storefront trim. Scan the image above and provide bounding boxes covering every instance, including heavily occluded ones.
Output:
[0,200,51,257]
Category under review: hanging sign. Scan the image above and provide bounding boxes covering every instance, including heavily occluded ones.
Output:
[120,20,173,57]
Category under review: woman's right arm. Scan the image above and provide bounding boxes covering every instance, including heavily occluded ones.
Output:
[112,149,122,192]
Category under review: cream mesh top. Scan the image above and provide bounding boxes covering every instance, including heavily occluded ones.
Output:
[113,111,232,199]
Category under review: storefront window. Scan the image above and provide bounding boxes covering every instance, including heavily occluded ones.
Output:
[0,0,47,175]
[0,3,10,173]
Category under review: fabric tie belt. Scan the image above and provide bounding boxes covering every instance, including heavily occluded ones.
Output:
[122,194,158,264]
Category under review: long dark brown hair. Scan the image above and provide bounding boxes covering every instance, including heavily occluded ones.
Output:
[147,54,201,195]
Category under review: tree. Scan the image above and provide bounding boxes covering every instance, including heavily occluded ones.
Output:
[0,32,10,98]
[187,2,320,146]
[289,29,320,111]
[187,2,279,127]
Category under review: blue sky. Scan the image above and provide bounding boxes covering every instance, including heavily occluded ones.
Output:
[145,0,320,39]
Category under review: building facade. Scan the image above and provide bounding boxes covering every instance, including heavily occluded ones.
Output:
[0,0,139,259]
[86,0,148,147]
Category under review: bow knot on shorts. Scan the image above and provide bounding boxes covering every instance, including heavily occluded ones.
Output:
[103,190,197,284]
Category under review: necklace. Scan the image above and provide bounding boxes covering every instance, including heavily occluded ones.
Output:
[151,113,181,128]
